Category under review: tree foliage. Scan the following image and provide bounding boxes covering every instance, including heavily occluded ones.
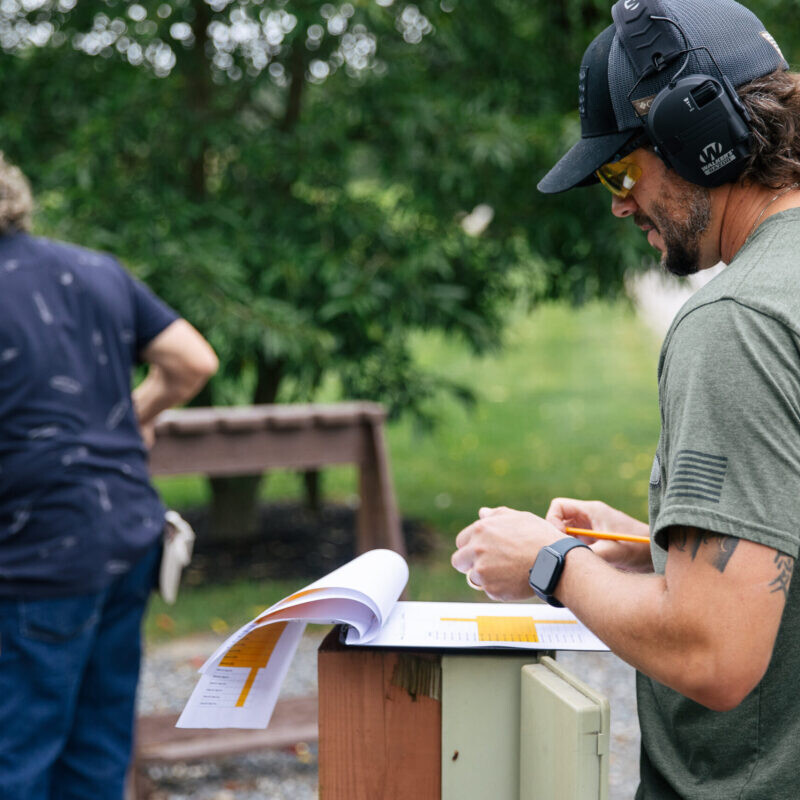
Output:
[0,0,660,414]
[1,0,796,530]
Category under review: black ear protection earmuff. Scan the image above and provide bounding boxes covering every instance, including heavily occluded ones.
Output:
[612,0,752,187]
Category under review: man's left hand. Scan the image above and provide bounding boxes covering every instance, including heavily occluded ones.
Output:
[451,506,563,601]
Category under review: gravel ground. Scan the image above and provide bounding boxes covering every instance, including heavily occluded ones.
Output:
[138,630,325,800]
[138,630,640,799]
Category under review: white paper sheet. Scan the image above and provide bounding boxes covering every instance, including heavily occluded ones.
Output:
[345,601,609,651]
[177,550,408,729]
[177,620,306,729]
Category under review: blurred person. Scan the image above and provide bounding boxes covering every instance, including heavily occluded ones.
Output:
[0,153,218,799]
[452,1,800,797]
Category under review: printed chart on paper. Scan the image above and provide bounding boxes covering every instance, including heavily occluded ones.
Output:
[356,601,608,651]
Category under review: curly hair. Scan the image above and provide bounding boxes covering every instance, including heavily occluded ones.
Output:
[738,70,800,189]
[0,153,33,235]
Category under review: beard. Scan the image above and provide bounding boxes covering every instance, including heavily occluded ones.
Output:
[635,181,712,277]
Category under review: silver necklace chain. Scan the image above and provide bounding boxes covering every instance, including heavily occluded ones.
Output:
[748,182,800,240]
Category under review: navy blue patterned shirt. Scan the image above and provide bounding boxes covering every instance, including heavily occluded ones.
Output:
[0,233,179,597]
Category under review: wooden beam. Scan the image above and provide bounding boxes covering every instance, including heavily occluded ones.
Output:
[135,695,318,763]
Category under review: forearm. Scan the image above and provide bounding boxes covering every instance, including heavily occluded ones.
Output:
[132,364,206,426]
[455,509,783,711]
[556,549,738,709]
[135,320,218,426]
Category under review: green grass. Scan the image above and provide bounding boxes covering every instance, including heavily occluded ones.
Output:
[381,300,660,535]
[148,300,662,642]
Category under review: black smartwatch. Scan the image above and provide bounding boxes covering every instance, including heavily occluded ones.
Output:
[528,537,590,607]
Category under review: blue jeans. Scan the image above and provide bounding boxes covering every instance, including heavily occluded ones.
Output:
[0,540,161,800]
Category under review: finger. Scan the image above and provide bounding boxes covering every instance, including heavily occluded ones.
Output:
[479,506,510,518]
[544,497,570,528]
[465,570,483,591]
[455,518,483,549]
[590,540,625,556]
[545,497,589,531]
[451,546,474,574]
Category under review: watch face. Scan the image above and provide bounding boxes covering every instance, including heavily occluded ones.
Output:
[529,548,561,594]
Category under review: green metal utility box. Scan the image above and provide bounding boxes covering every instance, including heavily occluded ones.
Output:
[520,657,610,800]
[441,654,545,800]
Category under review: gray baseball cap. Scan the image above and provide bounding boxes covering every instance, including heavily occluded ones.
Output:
[538,0,788,194]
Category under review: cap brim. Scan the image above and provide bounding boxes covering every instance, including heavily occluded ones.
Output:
[537,130,635,195]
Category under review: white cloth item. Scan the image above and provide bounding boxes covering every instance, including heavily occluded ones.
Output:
[159,510,196,605]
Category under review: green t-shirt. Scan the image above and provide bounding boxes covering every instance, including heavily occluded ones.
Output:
[638,208,800,800]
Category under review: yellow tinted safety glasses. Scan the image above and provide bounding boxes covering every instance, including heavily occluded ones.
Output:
[596,159,642,198]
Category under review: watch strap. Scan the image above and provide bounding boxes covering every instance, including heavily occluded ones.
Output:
[548,536,591,558]
[529,536,590,607]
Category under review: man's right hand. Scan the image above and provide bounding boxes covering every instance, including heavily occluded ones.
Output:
[545,498,653,573]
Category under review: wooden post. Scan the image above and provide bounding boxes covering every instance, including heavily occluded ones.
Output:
[357,415,405,557]
[318,628,441,799]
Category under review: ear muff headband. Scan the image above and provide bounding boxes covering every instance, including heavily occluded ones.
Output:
[611,0,752,187]
[611,0,684,79]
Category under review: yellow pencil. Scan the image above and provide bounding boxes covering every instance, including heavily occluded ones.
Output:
[565,527,650,544]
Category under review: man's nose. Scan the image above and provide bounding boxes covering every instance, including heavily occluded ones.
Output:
[611,193,638,218]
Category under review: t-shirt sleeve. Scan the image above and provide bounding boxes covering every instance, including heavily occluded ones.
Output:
[653,300,800,558]
[127,273,180,355]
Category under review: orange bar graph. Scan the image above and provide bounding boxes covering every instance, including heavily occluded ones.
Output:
[219,621,288,707]
[440,616,578,643]
[477,616,539,642]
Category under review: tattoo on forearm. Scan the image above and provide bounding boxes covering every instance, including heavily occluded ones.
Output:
[672,528,689,552]
[709,535,740,573]
[769,552,794,599]
[669,531,794,594]
[669,527,739,573]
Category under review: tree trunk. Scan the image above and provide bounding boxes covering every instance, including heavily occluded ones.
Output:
[187,0,211,202]
[302,468,322,515]
[207,474,265,541]
[206,358,285,542]
[204,32,309,543]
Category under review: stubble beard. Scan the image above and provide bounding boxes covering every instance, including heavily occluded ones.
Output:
[635,181,712,277]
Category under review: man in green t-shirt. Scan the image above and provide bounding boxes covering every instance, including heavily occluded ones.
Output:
[451,1,800,797]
